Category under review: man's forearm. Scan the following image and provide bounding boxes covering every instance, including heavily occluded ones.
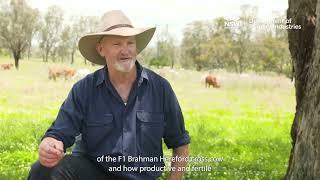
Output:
[168,144,189,180]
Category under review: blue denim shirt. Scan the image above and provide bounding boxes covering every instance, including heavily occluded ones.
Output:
[43,62,190,179]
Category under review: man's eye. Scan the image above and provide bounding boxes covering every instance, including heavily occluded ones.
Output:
[128,41,135,45]
[113,43,120,46]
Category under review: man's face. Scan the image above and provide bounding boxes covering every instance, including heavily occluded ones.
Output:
[97,35,137,73]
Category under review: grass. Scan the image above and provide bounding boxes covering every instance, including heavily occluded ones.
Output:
[0,56,295,179]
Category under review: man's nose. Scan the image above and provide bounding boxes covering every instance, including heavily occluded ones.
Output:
[120,44,130,55]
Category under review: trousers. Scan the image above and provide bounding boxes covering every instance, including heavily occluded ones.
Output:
[27,154,128,180]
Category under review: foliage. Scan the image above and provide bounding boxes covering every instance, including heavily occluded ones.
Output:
[181,21,209,70]
[179,6,291,77]
[69,16,99,64]
[38,5,64,62]
[0,0,39,69]
[251,32,291,77]
[149,26,176,68]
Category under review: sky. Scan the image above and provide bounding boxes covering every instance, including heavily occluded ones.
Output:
[29,0,288,45]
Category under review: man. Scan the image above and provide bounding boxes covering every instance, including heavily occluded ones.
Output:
[28,10,190,180]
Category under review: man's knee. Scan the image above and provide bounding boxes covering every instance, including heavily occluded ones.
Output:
[28,160,53,180]
[27,156,75,180]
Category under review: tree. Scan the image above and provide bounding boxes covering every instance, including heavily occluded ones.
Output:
[55,25,72,62]
[39,5,64,62]
[231,4,257,74]
[69,16,99,64]
[26,17,40,60]
[0,0,38,69]
[138,46,156,65]
[251,32,291,76]
[285,0,320,178]
[181,21,208,70]
[150,25,176,68]
[204,17,234,70]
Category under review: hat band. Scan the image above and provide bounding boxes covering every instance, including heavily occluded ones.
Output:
[104,24,133,31]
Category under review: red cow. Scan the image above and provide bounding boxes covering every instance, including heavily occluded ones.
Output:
[63,68,76,80]
[205,74,220,88]
[1,63,13,70]
[48,67,76,81]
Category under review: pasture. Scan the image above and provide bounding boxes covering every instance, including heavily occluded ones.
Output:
[0,56,295,179]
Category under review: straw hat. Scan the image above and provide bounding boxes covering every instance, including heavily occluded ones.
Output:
[78,10,156,65]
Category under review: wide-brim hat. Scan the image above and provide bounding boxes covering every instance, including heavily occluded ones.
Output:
[78,10,156,65]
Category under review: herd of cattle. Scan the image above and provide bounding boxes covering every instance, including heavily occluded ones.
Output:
[1,63,221,88]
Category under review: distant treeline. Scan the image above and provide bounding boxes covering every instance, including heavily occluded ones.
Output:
[0,0,291,78]
[142,5,291,78]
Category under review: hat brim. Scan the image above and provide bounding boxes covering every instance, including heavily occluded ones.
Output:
[78,27,156,65]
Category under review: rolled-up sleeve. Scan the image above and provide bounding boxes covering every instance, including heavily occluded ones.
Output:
[163,81,190,149]
[42,82,85,151]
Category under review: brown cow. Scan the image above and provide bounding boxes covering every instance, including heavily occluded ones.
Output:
[49,67,63,81]
[63,67,76,80]
[48,67,76,81]
[205,74,220,88]
[1,63,13,70]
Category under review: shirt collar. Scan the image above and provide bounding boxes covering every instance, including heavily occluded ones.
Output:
[95,60,149,87]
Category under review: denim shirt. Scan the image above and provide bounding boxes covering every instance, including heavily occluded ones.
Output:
[43,61,190,179]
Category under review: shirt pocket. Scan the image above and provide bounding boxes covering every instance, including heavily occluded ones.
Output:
[84,113,114,153]
[136,111,164,157]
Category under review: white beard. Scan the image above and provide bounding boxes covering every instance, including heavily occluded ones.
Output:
[113,58,136,73]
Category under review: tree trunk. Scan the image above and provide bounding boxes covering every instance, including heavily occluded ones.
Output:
[171,59,174,69]
[71,51,74,64]
[286,0,320,178]
[45,52,48,62]
[238,48,243,74]
[27,41,31,60]
[45,48,50,62]
[12,50,20,69]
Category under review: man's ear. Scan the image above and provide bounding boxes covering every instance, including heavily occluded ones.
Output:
[96,43,104,57]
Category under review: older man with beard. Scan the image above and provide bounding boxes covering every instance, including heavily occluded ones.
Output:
[28,10,190,180]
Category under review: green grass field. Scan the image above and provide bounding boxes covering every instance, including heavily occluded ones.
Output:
[0,56,295,179]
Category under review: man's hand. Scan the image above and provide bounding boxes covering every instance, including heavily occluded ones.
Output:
[39,137,64,168]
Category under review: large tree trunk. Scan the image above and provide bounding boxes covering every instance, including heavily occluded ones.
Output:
[286,0,320,178]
